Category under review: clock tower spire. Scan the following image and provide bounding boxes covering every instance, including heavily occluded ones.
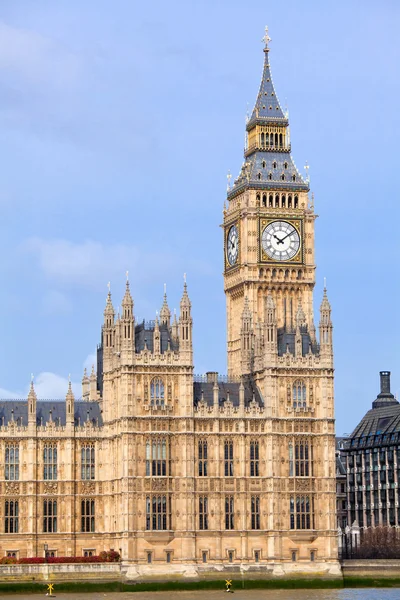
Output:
[224,27,315,378]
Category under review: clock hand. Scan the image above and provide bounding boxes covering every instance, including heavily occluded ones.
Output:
[273,234,283,244]
[279,229,296,243]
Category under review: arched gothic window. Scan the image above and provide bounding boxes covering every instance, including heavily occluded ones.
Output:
[150,378,165,407]
[293,381,306,409]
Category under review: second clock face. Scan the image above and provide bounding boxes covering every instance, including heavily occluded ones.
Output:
[227,225,239,266]
[262,220,300,261]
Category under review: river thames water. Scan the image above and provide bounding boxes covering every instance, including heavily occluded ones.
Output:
[0,590,397,600]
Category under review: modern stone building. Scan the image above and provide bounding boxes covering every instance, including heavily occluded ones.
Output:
[0,29,339,577]
[342,371,400,529]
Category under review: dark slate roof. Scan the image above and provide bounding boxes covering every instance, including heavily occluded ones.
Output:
[349,404,400,442]
[135,321,178,354]
[228,151,308,199]
[0,401,103,427]
[228,45,308,199]
[248,47,286,123]
[193,381,264,408]
[336,455,346,476]
[277,327,319,357]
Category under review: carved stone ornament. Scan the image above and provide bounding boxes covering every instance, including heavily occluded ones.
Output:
[43,482,58,494]
[152,478,167,491]
[81,482,95,494]
[5,482,19,495]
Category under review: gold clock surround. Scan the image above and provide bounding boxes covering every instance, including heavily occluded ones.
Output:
[224,221,240,271]
[259,217,303,263]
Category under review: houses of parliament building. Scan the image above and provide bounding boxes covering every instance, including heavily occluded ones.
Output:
[0,30,339,577]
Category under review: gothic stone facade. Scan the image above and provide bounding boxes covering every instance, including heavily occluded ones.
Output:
[0,32,339,576]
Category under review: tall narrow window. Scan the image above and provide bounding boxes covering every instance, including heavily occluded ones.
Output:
[295,441,312,476]
[293,381,306,409]
[225,496,234,529]
[269,194,273,207]
[5,445,19,481]
[199,496,208,530]
[289,443,294,476]
[275,194,279,207]
[250,441,259,476]
[81,445,95,480]
[81,499,95,532]
[43,500,57,533]
[224,441,234,477]
[294,195,298,208]
[198,440,208,476]
[146,439,167,476]
[262,194,267,207]
[251,496,260,530]
[43,445,57,480]
[5,500,18,533]
[290,495,313,530]
[146,495,169,530]
[288,195,292,208]
[150,378,164,406]
[261,132,265,146]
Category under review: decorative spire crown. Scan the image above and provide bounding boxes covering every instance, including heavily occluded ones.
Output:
[104,283,115,315]
[122,272,133,307]
[160,283,171,324]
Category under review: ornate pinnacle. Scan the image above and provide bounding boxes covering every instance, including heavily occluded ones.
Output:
[262,26,271,49]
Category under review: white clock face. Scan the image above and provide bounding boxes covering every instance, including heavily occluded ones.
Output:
[262,221,300,261]
[227,225,239,266]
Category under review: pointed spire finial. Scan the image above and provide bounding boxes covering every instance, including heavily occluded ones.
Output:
[107,281,111,293]
[304,161,310,183]
[164,283,167,296]
[183,272,187,284]
[324,277,327,291]
[262,25,271,50]
[126,270,129,282]
[227,170,232,191]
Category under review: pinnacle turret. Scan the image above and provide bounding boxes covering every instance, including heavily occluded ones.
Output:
[160,284,171,326]
[104,284,115,326]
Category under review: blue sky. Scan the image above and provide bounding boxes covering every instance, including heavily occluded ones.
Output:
[0,0,399,435]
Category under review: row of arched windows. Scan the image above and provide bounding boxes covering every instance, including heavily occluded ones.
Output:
[257,173,297,182]
[260,132,285,148]
[257,193,299,209]
[150,378,165,406]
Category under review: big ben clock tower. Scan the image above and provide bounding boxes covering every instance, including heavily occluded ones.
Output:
[223,28,337,566]
[224,28,320,378]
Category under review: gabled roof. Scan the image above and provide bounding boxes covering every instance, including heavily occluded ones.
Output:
[0,401,103,427]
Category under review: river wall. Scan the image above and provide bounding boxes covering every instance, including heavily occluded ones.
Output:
[0,560,400,583]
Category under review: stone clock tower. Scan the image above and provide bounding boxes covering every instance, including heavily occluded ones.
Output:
[224,29,322,378]
[224,29,337,564]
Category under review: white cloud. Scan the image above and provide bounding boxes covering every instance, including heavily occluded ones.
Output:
[0,21,81,90]
[0,355,96,400]
[33,371,80,399]
[23,237,213,290]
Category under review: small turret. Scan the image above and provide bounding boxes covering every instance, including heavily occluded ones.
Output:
[265,293,277,352]
[28,378,37,426]
[319,284,333,356]
[179,275,193,364]
[171,308,179,345]
[160,284,171,326]
[120,274,135,357]
[89,365,97,401]
[240,297,254,373]
[82,368,90,400]
[154,313,161,354]
[102,284,115,358]
[294,301,306,358]
[66,378,74,426]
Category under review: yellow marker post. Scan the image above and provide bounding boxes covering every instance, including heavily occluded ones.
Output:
[225,579,232,593]
[46,583,55,596]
